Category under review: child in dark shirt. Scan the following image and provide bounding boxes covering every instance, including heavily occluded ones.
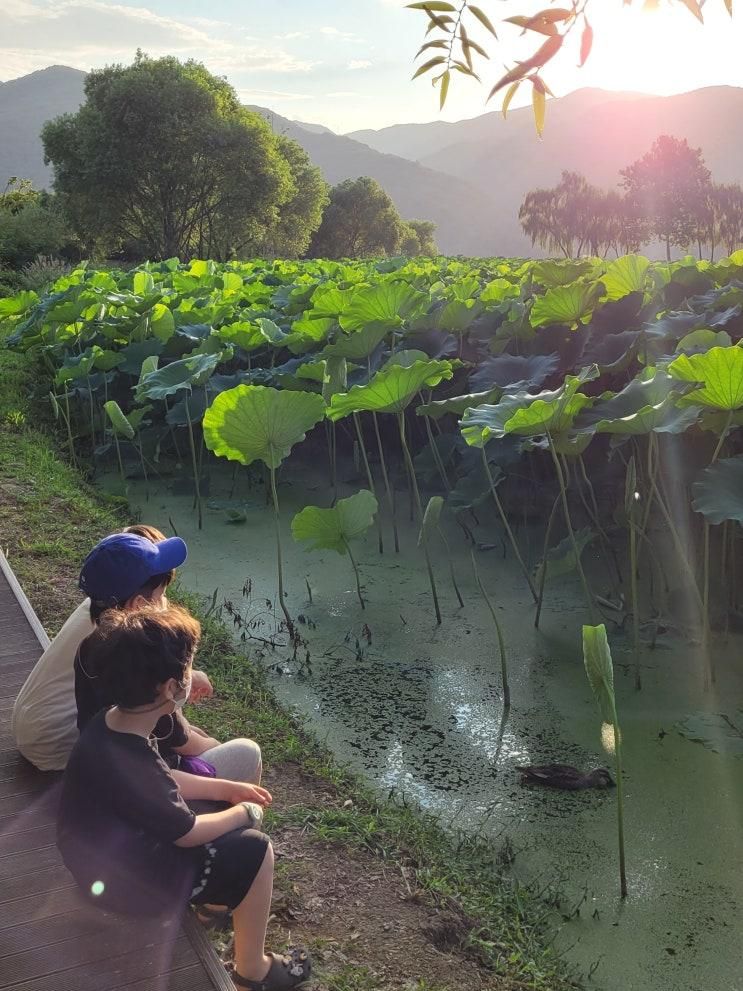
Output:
[58,603,310,991]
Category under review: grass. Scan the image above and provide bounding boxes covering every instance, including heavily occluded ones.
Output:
[0,319,579,991]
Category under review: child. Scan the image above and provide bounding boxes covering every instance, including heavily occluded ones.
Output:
[57,603,310,990]
[12,526,261,787]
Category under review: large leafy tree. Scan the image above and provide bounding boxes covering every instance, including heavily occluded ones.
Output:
[308,177,405,259]
[42,54,323,260]
[620,135,712,261]
[254,137,329,258]
[0,179,71,269]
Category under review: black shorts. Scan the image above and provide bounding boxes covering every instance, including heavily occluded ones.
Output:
[186,800,270,911]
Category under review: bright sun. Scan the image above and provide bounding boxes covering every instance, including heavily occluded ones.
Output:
[578,2,732,95]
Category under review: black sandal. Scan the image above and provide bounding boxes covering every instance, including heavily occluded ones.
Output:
[194,904,231,932]
[232,948,311,990]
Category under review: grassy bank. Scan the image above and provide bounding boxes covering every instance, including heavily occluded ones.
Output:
[0,324,579,991]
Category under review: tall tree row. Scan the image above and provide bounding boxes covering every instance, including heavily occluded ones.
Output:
[520,136,743,261]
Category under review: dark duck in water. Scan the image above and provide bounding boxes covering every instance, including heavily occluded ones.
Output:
[516,764,615,790]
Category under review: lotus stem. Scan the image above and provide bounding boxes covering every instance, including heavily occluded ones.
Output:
[137,436,149,501]
[373,411,399,552]
[613,717,628,899]
[471,550,510,709]
[436,524,465,608]
[535,493,560,629]
[269,464,294,636]
[398,412,441,624]
[61,388,77,469]
[421,395,451,492]
[629,514,641,690]
[344,538,365,610]
[113,430,125,483]
[481,448,538,604]
[576,454,622,587]
[85,373,96,450]
[546,432,597,623]
[353,413,383,554]
[184,395,202,530]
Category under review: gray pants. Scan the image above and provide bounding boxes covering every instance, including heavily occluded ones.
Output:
[201,737,262,785]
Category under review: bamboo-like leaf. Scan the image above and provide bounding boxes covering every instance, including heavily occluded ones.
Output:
[415,39,448,56]
[532,79,546,136]
[505,14,558,36]
[579,18,593,66]
[468,4,498,37]
[488,34,563,98]
[439,69,451,109]
[407,1,456,9]
[724,0,733,16]
[502,80,521,117]
[582,624,617,725]
[412,55,447,79]
[678,0,704,21]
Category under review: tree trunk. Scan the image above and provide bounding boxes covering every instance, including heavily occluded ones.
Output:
[665,237,671,262]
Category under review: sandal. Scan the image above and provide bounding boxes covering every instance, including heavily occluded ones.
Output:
[194,904,231,932]
[232,947,312,990]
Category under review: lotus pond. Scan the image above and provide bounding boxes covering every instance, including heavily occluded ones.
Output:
[3,253,743,989]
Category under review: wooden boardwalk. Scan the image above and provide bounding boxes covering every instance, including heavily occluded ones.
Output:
[0,551,232,991]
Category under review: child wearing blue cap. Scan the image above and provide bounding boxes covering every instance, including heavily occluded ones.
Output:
[13,525,262,790]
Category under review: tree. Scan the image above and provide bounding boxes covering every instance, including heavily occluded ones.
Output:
[308,177,403,258]
[620,136,712,261]
[407,1,733,133]
[401,219,438,255]
[519,171,608,258]
[715,183,743,257]
[252,137,329,258]
[0,180,71,269]
[42,54,324,261]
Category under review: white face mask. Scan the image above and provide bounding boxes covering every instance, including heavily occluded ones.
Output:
[172,673,192,710]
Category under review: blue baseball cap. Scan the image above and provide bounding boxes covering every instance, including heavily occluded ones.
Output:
[79,533,188,604]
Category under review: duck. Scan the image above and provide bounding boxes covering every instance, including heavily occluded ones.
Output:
[515,764,615,791]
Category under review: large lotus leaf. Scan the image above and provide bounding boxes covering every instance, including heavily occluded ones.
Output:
[383,349,431,369]
[582,624,617,726]
[598,397,701,436]
[117,338,164,376]
[676,710,743,757]
[448,460,503,511]
[322,324,389,361]
[203,385,325,469]
[217,322,266,352]
[535,528,594,585]
[0,290,38,317]
[290,315,335,345]
[292,489,378,555]
[479,278,520,304]
[668,345,743,409]
[166,388,210,426]
[432,298,482,334]
[575,369,695,430]
[417,388,501,420]
[691,455,743,524]
[600,255,650,301]
[413,434,460,482]
[309,284,354,317]
[581,330,639,374]
[530,259,597,288]
[461,366,599,445]
[530,282,601,329]
[150,303,176,342]
[328,359,453,420]
[402,328,457,359]
[676,329,732,353]
[469,353,559,392]
[55,347,98,383]
[136,352,220,401]
[92,348,124,372]
[339,281,427,332]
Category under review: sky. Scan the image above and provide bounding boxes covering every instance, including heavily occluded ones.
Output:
[2,0,743,132]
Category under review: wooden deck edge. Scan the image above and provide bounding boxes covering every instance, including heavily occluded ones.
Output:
[0,549,51,650]
[0,550,233,991]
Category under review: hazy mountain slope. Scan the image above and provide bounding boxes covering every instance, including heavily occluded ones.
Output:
[0,66,86,189]
[252,107,498,254]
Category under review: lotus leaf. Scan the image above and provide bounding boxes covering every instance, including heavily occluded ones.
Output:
[691,455,743,524]
[575,369,695,430]
[0,291,38,317]
[676,329,732,353]
[469,353,559,392]
[601,255,650,301]
[530,282,602,329]
[291,489,378,554]
[321,324,389,360]
[328,359,453,420]
[104,401,135,440]
[137,353,221,401]
[417,389,501,420]
[582,623,617,726]
[668,345,743,409]
[203,385,325,469]
[339,281,427,332]
[535,528,594,584]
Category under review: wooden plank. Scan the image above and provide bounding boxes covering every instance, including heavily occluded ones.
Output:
[0,845,61,881]
[0,884,78,931]
[0,866,76,904]
[0,551,51,649]
[0,822,56,859]
[2,935,199,991]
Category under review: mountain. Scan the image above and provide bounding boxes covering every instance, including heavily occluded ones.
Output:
[349,86,743,254]
[0,66,86,189]
[0,65,497,255]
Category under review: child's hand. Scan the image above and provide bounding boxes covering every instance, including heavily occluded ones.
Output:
[223,782,273,807]
[190,670,214,701]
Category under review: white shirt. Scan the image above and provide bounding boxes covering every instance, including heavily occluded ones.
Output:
[11,599,94,771]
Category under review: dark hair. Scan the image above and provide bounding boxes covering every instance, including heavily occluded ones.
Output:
[82,604,201,709]
[88,524,176,623]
